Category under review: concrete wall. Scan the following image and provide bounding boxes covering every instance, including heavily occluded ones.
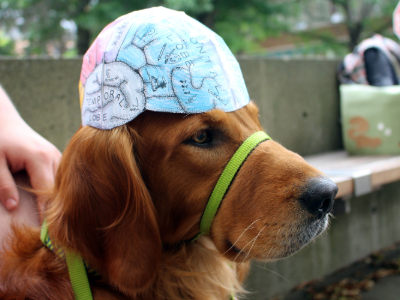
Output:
[0,58,342,155]
[1,58,399,299]
[239,58,343,156]
[0,59,82,151]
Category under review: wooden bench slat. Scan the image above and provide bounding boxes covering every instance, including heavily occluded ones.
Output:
[304,151,400,199]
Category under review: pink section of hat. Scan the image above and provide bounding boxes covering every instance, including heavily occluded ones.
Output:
[80,14,135,85]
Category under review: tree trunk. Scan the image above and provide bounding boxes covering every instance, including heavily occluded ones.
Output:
[347,21,363,52]
[77,26,90,55]
[197,10,216,30]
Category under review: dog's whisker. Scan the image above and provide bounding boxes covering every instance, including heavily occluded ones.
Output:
[220,226,258,236]
[255,264,289,282]
[275,227,282,242]
[239,236,258,266]
[221,219,261,256]
[179,218,201,241]
[233,237,256,262]
[233,247,246,262]
[233,224,267,263]
[240,224,267,266]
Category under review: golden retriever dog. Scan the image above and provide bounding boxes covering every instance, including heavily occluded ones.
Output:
[0,101,337,300]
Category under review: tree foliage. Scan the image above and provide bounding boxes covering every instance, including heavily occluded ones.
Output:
[0,0,292,56]
[166,0,292,54]
[0,30,14,55]
[331,0,399,50]
[299,0,399,54]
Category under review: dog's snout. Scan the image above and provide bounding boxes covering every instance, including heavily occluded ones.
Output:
[299,177,338,218]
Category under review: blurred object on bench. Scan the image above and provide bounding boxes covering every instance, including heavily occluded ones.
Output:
[365,48,399,86]
[337,34,400,86]
[337,35,400,155]
[340,85,400,155]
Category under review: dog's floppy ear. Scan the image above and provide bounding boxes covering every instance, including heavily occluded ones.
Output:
[46,125,161,296]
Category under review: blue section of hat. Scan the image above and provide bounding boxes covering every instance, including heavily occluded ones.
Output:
[81,7,250,129]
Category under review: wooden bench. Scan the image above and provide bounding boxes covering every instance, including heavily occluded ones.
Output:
[305,151,400,199]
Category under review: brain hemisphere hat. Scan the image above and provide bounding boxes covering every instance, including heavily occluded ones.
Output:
[79,7,250,129]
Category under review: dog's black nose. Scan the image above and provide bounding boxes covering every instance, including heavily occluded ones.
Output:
[299,177,338,218]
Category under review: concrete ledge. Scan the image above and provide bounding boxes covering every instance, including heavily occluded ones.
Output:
[305,151,400,199]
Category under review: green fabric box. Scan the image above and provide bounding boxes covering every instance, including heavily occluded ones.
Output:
[340,84,400,155]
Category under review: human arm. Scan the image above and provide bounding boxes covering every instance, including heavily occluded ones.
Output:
[0,84,61,219]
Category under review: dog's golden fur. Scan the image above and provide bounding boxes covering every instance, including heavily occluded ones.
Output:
[0,102,330,299]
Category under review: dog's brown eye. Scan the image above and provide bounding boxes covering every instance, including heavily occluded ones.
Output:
[192,130,209,144]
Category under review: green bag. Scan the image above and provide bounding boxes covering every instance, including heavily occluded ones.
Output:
[340,84,400,155]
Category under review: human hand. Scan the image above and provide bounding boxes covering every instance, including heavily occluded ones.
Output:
[0,87,61,221]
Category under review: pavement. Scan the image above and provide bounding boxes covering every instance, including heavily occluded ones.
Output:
[272,242,400,300]
[362,276,400,300]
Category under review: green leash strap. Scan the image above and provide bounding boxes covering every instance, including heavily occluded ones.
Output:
[40,221,94,300]
[194,131,271,241]
[65,251,94,300]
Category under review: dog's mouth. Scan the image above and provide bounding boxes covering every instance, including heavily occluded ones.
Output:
[223,213,331,262]
[273,214,330,259]
[226,240,244,254]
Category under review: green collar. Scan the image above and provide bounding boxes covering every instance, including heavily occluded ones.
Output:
[40,220,94,300]
[192,131,271,242]
[40,131,270,300]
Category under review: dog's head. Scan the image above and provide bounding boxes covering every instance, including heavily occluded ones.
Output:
[46,101,337,296]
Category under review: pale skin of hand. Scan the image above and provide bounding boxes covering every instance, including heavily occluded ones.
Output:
[0,85,61,221]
